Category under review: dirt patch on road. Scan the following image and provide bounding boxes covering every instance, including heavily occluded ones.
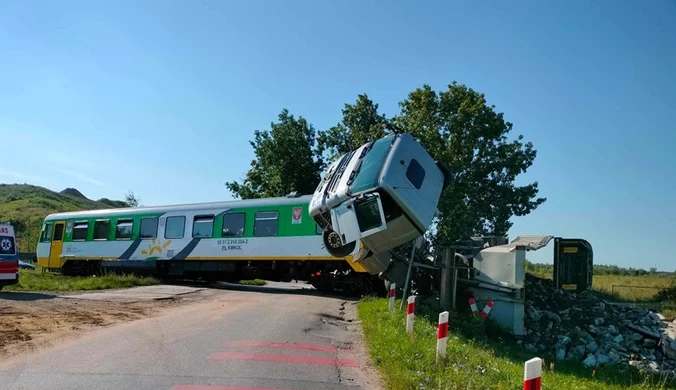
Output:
[0,291,186,359]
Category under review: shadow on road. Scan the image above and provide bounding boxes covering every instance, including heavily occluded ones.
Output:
[0,292,57,301]
[167,279,362,302]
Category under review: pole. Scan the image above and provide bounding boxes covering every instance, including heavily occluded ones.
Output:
[451,267,458,310]
[388,283,396,312]
[436,311,449,362]
[400,239,418,310]
[523,357,542,390]
[406,295,415,334]
[440,247,453,310]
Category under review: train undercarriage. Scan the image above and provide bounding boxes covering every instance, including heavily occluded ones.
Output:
[56,258,384,297]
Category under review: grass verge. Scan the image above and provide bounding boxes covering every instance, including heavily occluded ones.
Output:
[358,297,675,390]
[238,279,266,286]
[3,269,160,292]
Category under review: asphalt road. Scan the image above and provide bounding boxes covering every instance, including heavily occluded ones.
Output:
[0,287,381,390]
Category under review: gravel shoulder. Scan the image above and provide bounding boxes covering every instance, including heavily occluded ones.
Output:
[0,287,207,361]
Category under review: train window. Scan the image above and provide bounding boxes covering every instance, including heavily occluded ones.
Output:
[222,213,245,237]
[140,217,158,239]
[254,211,278,237]
[193,215,214,238]
[40,223,53,243]
[115,219,134,240]
[406,159,426,189]
[93,220,109,240]
[165,216,185,239]
[72,221,89,241]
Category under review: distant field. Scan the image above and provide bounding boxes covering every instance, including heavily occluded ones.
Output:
[593,274,675,301]
[527,270,676,320]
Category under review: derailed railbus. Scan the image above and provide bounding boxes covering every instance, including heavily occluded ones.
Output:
[0,224,19,290]
[310,132,451,281]
[36,195,380,295]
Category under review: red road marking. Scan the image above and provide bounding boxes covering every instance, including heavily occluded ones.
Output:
[208,352,359,367]
[223,341,354,354]
[171,386,297,390]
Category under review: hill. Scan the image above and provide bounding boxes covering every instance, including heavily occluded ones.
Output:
[0,184,127,252]
[59,187,88,199]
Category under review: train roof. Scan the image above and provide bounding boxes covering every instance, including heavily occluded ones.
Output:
[43,194,313,221]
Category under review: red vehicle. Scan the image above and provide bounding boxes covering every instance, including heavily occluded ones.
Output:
[0,224,19,290]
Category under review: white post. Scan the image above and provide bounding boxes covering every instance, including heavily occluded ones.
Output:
[523,357,543,390]
[436,311,449,362]
[388,283,396,312]
[406,295,415,334]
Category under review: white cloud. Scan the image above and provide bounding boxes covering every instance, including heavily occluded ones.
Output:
[51,168,107,187]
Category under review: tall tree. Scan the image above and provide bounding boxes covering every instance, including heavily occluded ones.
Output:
[317,94,388,162]
[226,109,323,199]
[395,82,546,242]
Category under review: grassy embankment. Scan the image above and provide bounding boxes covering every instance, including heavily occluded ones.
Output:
[358,297,675,390]
[3,269,159,292]
[238,279,267,286]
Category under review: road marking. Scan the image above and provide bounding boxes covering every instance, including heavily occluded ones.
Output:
[171,386,297,390]
[223,340,354,354]
[208,352,359,367]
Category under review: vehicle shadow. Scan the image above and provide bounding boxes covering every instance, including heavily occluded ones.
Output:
[0,291,57,301]
[168,279,362,302]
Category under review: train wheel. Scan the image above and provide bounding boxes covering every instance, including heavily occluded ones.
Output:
[323,230,356,258]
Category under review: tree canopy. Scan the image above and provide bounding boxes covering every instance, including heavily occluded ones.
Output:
[226,109,323,199]
[226,82,546,242]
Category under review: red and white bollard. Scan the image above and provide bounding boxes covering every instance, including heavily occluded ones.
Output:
[523,357,542,390]
[468,298,479,317]
[436,311,449,362]
[388,283,396,312]
[406,296,415,334]
[481,300,494,319]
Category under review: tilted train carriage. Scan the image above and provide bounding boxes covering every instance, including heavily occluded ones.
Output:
[36,193,379,294]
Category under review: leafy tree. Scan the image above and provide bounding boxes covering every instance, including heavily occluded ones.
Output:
[124,190,141,208]
[395,82,546,242]
[317,94,388,162]
[226,109,323,199]
[7,218,26,233]
[233,82,545,243]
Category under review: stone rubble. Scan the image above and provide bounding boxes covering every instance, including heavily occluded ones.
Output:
[524,274,676,375]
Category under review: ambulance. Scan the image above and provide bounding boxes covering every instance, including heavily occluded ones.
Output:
[0,224,19,290]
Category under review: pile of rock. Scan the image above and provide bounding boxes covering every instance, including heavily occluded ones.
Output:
[524,274,676,374]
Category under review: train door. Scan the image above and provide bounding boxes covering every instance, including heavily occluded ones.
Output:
[49,222,65,268]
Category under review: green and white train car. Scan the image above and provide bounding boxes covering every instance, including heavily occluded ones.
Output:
[36,194,377,293]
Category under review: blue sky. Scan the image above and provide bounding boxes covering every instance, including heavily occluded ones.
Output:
[1,1,675,270]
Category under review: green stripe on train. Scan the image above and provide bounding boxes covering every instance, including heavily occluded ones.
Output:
[45,202,320,242]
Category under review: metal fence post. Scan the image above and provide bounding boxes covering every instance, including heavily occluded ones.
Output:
[440,247,452,310]
[400,239,418,311]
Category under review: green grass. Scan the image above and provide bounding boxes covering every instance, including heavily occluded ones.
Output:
[593,275,675,301]
[238,279,266,286]
[358,297,675,390]
[3,269,160,292]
